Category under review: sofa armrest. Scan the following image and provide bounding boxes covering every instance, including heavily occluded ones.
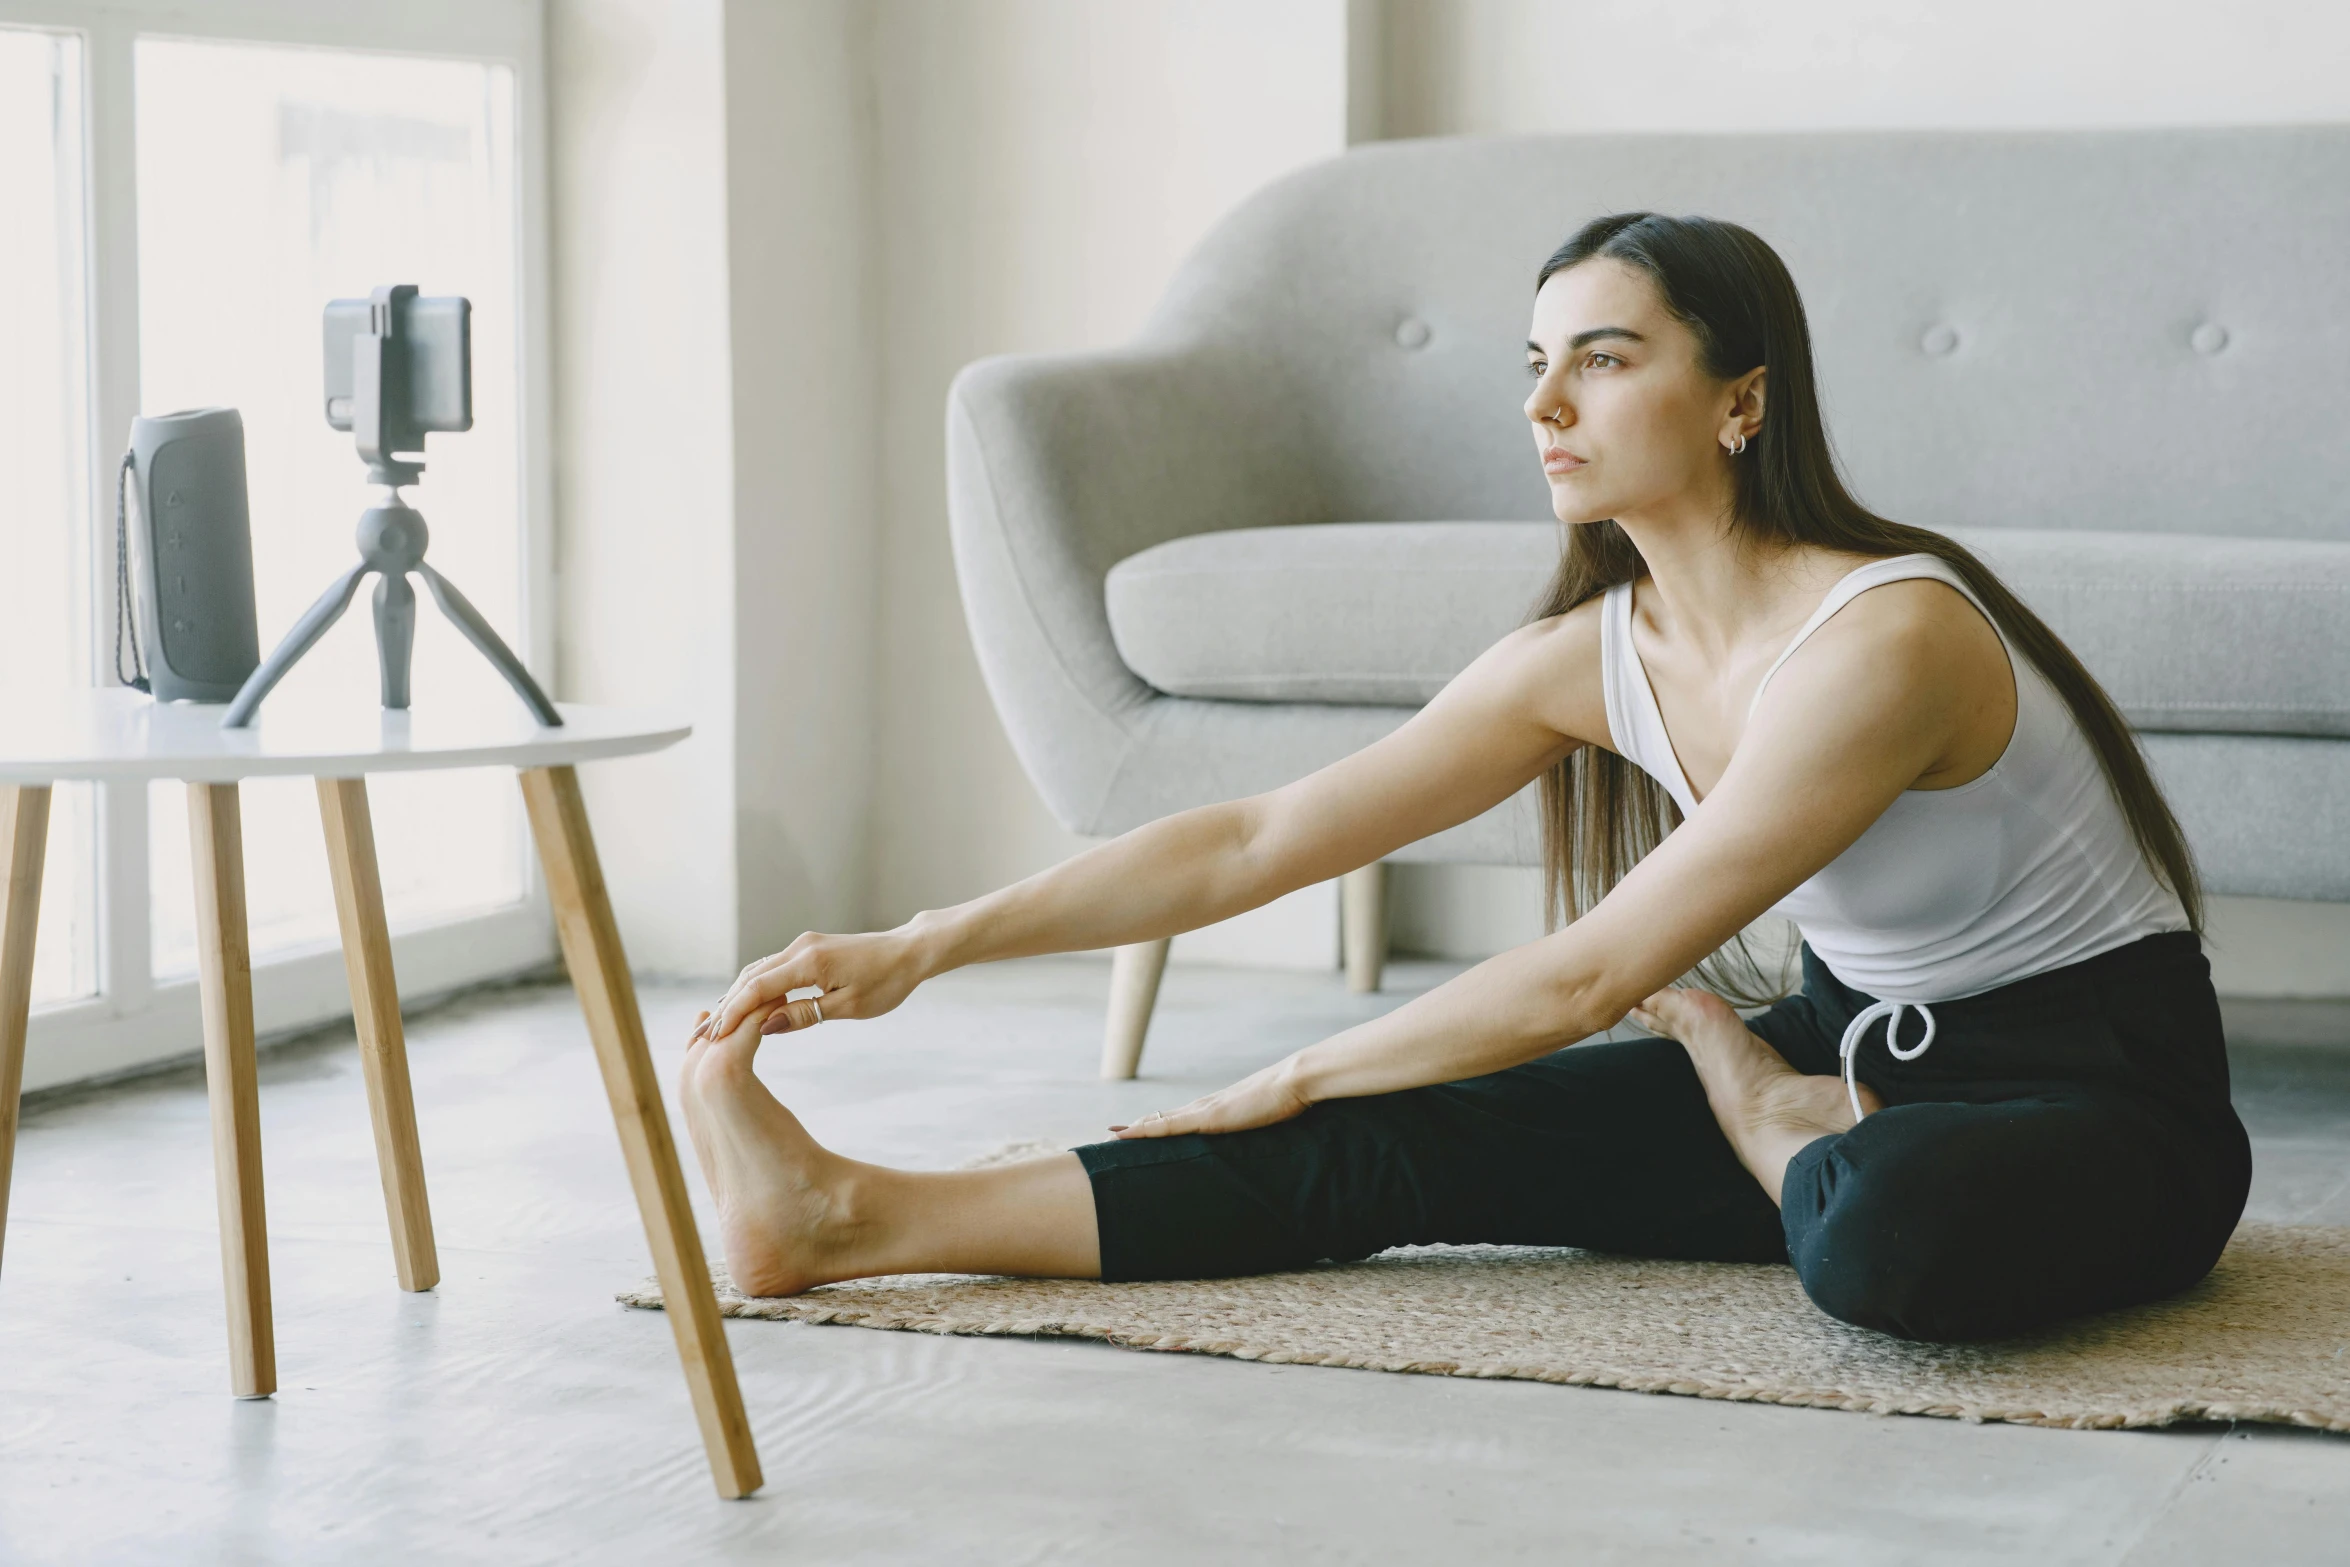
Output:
[946,344,1318,833]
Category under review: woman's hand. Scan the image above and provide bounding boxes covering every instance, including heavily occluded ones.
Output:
[693,928,934,1043]
[1110,1055,1315,1139]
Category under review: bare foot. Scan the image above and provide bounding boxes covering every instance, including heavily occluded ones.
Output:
[1629,988,1880,1206]
[678,1012,865,1296]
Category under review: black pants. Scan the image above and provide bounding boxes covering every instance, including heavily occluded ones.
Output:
[1075,932,2252,1342]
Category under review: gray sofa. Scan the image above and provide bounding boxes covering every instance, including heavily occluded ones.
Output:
[946,129,2350,1075]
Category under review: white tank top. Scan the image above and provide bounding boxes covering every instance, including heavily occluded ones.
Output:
[1599,555,2187,1004]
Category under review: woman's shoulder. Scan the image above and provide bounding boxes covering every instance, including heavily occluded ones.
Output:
[1513,585,1616,661]
[1469,587,1615,745]
[1774,557,2009,709]
[1815,557,1990,639]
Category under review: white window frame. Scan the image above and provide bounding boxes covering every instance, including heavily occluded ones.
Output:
[3,0,559,1091]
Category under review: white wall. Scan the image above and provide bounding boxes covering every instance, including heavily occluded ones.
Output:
[862,0,1356,932]
[547,0,740,976]
[548,0,882,978]
[544,1,1360,978]
[1381,0,2350,137]
[722,0,882,956]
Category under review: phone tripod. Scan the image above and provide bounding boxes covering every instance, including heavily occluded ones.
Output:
[220,475,559,729]
[223,285,558,730]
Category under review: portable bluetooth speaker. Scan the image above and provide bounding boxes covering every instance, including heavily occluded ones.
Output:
[119,407,260,703]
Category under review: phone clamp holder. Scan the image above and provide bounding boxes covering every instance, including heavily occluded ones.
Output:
[222,285,560,730]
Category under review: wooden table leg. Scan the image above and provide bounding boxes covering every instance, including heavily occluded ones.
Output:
[188,782,275,1399]
[0,785,51,1283]
[519,765,762,1500]
[317,777,439,1292]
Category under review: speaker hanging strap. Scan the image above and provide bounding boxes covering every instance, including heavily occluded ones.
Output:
[114,449,149,693]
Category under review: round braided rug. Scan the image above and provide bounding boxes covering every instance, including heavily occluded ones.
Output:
[621,1148,2350,1432]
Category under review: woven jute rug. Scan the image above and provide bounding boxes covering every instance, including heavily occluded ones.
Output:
[622,1148,2350,1432]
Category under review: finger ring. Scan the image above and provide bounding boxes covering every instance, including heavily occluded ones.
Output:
[811,998,824,1024]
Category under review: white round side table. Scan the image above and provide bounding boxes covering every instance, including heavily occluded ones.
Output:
[0,690,761,1499]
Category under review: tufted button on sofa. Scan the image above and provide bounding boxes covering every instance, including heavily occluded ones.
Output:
[945,129,2350,1076]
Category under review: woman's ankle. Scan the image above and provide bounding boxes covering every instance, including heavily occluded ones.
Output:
[1728,1075,1872,1206]
[790,1158,896,1285]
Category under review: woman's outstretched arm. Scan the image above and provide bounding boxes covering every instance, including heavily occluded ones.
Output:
[700,609,1609,1040]
[1116,580,1996,1138]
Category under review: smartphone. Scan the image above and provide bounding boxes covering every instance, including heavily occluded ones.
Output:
[321,292,472,438]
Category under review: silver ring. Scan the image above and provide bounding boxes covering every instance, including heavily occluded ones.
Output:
[811,998,824,1024]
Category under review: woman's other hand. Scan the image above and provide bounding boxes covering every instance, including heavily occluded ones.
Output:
[693,928,932,1043]
[1110,1056,1314,1139]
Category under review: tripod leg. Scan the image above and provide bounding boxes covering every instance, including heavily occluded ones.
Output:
[373,571,416,710]
[222,564,370,728]
[415,564,562,727]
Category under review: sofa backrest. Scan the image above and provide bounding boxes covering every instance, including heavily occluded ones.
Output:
[1144,129,2350,543]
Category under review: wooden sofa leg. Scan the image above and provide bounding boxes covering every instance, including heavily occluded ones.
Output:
[1101,938,1170,1080]
[1342,863,1387,994]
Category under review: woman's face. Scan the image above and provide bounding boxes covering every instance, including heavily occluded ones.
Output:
[1523,258,1751,527]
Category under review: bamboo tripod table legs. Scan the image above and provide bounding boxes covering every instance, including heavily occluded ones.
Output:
[318,778,439,1292]
[520,764,763,1499]
[0,785,51,1284]
[0,768,754,1492]
[184,777,442,1402]
[0,782,284,1400]
[187,782,276,1399]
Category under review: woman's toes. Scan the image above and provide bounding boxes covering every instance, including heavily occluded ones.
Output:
[1656,987,1741,1029]
[690,1014,767,1085]
[1635,987,1744,1043]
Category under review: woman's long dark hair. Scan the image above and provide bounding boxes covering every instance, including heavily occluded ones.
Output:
[1528,213,2201,999]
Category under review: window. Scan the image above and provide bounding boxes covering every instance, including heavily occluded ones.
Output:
[134,38,527,975]
[5,1,554,1088]
[0,26,98,1007]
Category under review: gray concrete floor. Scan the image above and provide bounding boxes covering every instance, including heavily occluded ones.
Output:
[3,957,2348,1566]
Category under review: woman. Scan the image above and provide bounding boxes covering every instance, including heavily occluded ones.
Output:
[682,213,2250,1343]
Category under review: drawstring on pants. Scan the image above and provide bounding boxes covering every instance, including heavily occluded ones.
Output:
[1838,1000,1937,1121]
